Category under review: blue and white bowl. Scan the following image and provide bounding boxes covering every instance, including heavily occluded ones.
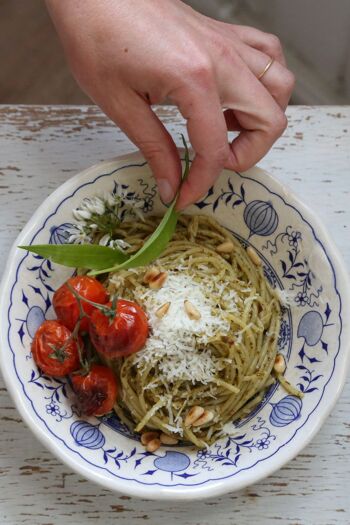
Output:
[1,151,349,500]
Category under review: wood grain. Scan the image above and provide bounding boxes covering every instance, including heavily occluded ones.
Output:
[0,105,349,524]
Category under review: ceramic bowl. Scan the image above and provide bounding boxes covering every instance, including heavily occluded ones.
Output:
[1,151,349,500]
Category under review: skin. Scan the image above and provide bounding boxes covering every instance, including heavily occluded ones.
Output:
[46,0,295,209]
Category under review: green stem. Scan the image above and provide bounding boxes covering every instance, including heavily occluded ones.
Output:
[66,282,117,320]
[48,318,81,363]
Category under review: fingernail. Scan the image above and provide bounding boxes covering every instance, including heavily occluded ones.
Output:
[157,178,174,204]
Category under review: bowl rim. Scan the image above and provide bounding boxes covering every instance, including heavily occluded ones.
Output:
[1,151,349,500]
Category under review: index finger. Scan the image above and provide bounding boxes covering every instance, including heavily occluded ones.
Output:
[172,85,233,210]
[218,56,288,172]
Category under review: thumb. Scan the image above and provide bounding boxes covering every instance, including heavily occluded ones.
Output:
[107,93,181,204]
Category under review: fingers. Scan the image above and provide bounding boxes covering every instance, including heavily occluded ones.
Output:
[229,105,287,173]
[231,25,287,67]
[213,21,293,110]
[223,109,243,132]
[236,45,295,110]
[173,49,289,209]
[228,111,286,173]
[170,81,232,210]
[218,56,288,172]
[102,91,182,204]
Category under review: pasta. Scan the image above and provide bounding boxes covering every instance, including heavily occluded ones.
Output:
[106,214,281,448]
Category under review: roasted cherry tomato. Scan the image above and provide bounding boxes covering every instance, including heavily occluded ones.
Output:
[89,299,148,359]
[71,364,117,416]
[53,276,108,333]
[31,320,81,377]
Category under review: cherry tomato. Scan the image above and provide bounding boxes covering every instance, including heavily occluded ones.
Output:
[71,364,117,416]
[53,276,108,333]
[89,299,148,359]
[31,320,81,377]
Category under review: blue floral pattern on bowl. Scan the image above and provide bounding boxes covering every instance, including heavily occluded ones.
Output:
[1,153,347,499]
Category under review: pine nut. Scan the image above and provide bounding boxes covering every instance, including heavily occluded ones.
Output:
[160,433,179,445]
[184,300,201,320]
[247,246,261,266]
[146,438,161,453]
[143,266,160,284]
[192,410,214,427]
[184,406,205,427]
[216,241,234,253]
[155,302,171,319]
[141,431,159,446]
[273,354,286,374]
[149,272,167,290]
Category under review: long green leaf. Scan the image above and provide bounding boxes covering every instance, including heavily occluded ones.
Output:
[89,201,178,275]
[19,135,190,274]
[20,244,128,270]
[89,135,190,275]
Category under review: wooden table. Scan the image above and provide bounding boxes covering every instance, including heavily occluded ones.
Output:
[0,105,349,524]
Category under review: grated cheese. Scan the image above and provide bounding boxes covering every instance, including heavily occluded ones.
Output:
[275,288,294,306]
[134,272,232,384]
[234,322,253,345]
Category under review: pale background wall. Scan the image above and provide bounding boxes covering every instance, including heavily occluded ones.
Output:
[0,1,349,104]
[188,0,350,103]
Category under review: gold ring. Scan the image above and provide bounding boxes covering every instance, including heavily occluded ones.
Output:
[258,58,274,80]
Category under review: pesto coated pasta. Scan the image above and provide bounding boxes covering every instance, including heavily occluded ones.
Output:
[106,214,281,448]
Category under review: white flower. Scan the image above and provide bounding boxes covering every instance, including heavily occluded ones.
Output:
[99,234,110,246]
[103,191,120,208]
[91,197,105,215]
[123,199,145,221]
[68,224,92,244]
[109,238,131,250]
[113,184,127,199]
[70,187,148,245]
[73,209,92,221]
[106,186,146,220]
[99,234,130,251]
[80,199,94,214]
[80,196,105,216]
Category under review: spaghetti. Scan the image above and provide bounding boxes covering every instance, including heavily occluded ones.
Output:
[107,214,281,448]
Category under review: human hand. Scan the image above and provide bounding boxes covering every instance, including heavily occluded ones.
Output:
[46,0,294,209]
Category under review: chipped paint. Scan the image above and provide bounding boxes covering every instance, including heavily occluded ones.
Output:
[0,104,349,524]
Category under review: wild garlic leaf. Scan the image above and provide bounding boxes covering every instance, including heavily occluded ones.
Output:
[89,201,178,275]
[89,135,190,275]
[19,135,190,274]
[20,244,128,270]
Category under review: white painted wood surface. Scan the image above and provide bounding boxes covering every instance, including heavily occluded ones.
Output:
[0,105,349,524]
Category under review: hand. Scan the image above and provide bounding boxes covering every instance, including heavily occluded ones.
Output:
[46,0,295,209]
